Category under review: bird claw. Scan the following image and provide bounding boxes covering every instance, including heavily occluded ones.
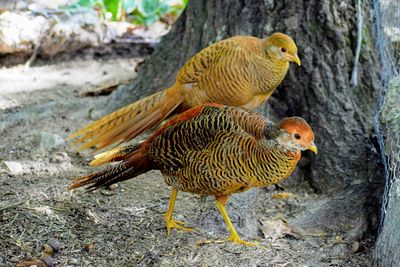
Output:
[165,218,193,236]
[171,219,185,225]
[228,235,258,247]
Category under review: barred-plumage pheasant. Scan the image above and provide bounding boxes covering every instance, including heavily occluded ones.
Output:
[70,104,316,246]
[68,32,301,151]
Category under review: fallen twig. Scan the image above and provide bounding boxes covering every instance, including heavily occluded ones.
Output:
[0,201,25,211]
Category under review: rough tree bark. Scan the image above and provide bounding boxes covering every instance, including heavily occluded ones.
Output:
[103,0,384,240]
[374,76,400,266]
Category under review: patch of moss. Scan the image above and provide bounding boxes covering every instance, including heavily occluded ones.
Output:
[309,21,324,35]
[344,35,351,47]
[361,26,371,46]
[381,76,400,140]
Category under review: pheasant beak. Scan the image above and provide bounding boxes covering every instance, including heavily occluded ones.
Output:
[289,53,301,66]
[307,141,318,154]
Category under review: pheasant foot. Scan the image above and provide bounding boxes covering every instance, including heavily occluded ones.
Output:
[165,216,193,236]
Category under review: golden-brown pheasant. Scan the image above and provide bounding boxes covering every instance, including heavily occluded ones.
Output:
[70,104,317,246]
[68,33,301,151]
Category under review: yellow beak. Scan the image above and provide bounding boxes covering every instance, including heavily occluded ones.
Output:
[290,53,301,66]
[307,141,318,154]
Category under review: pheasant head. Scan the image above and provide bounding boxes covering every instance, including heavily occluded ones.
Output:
[264,32,301,66]
[277,117,317,154]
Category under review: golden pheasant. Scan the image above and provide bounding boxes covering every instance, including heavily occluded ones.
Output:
[69,104,317,246]
[68,33,301,151]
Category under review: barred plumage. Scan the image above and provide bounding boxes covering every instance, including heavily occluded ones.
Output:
[70,104,317,246]
[68,33,300,151]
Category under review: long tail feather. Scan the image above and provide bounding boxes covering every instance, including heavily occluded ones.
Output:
[68,85,184,151]
[69,146,150,190]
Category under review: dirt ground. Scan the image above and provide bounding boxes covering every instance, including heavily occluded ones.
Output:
[0,50,374,266]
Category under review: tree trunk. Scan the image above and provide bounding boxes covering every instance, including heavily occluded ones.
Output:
[374,76,400,267]
[104,0,384,240]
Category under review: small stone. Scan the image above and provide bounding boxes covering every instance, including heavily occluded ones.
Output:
[351,241,360,253]
[47,239,61,252]
[40,256,54,267]
[84,242,95,252]
[42,244,53,255]
[3,161,23,175]
[35,132,65,151]
[108,184,118,190]
[50,152,71,164]
[175,214,185,222]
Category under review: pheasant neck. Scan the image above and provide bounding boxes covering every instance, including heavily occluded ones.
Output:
[254,52,289,95]
[252,145,300,187]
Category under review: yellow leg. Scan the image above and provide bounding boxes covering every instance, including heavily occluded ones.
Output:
[164,188,193,235]
[215,196,257,246]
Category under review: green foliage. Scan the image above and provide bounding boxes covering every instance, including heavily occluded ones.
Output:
[68,0,187,24]
[123,0,137,13]
[131,0,168,25]
[128,0,187,25]
[76,0,99,7]
[104,0,123,21]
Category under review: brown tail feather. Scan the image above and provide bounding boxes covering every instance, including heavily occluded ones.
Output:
[69,146,150,190]
[68,85,184,151]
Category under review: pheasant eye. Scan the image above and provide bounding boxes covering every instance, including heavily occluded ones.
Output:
[281,47,287,52]
[294,133,301,140]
